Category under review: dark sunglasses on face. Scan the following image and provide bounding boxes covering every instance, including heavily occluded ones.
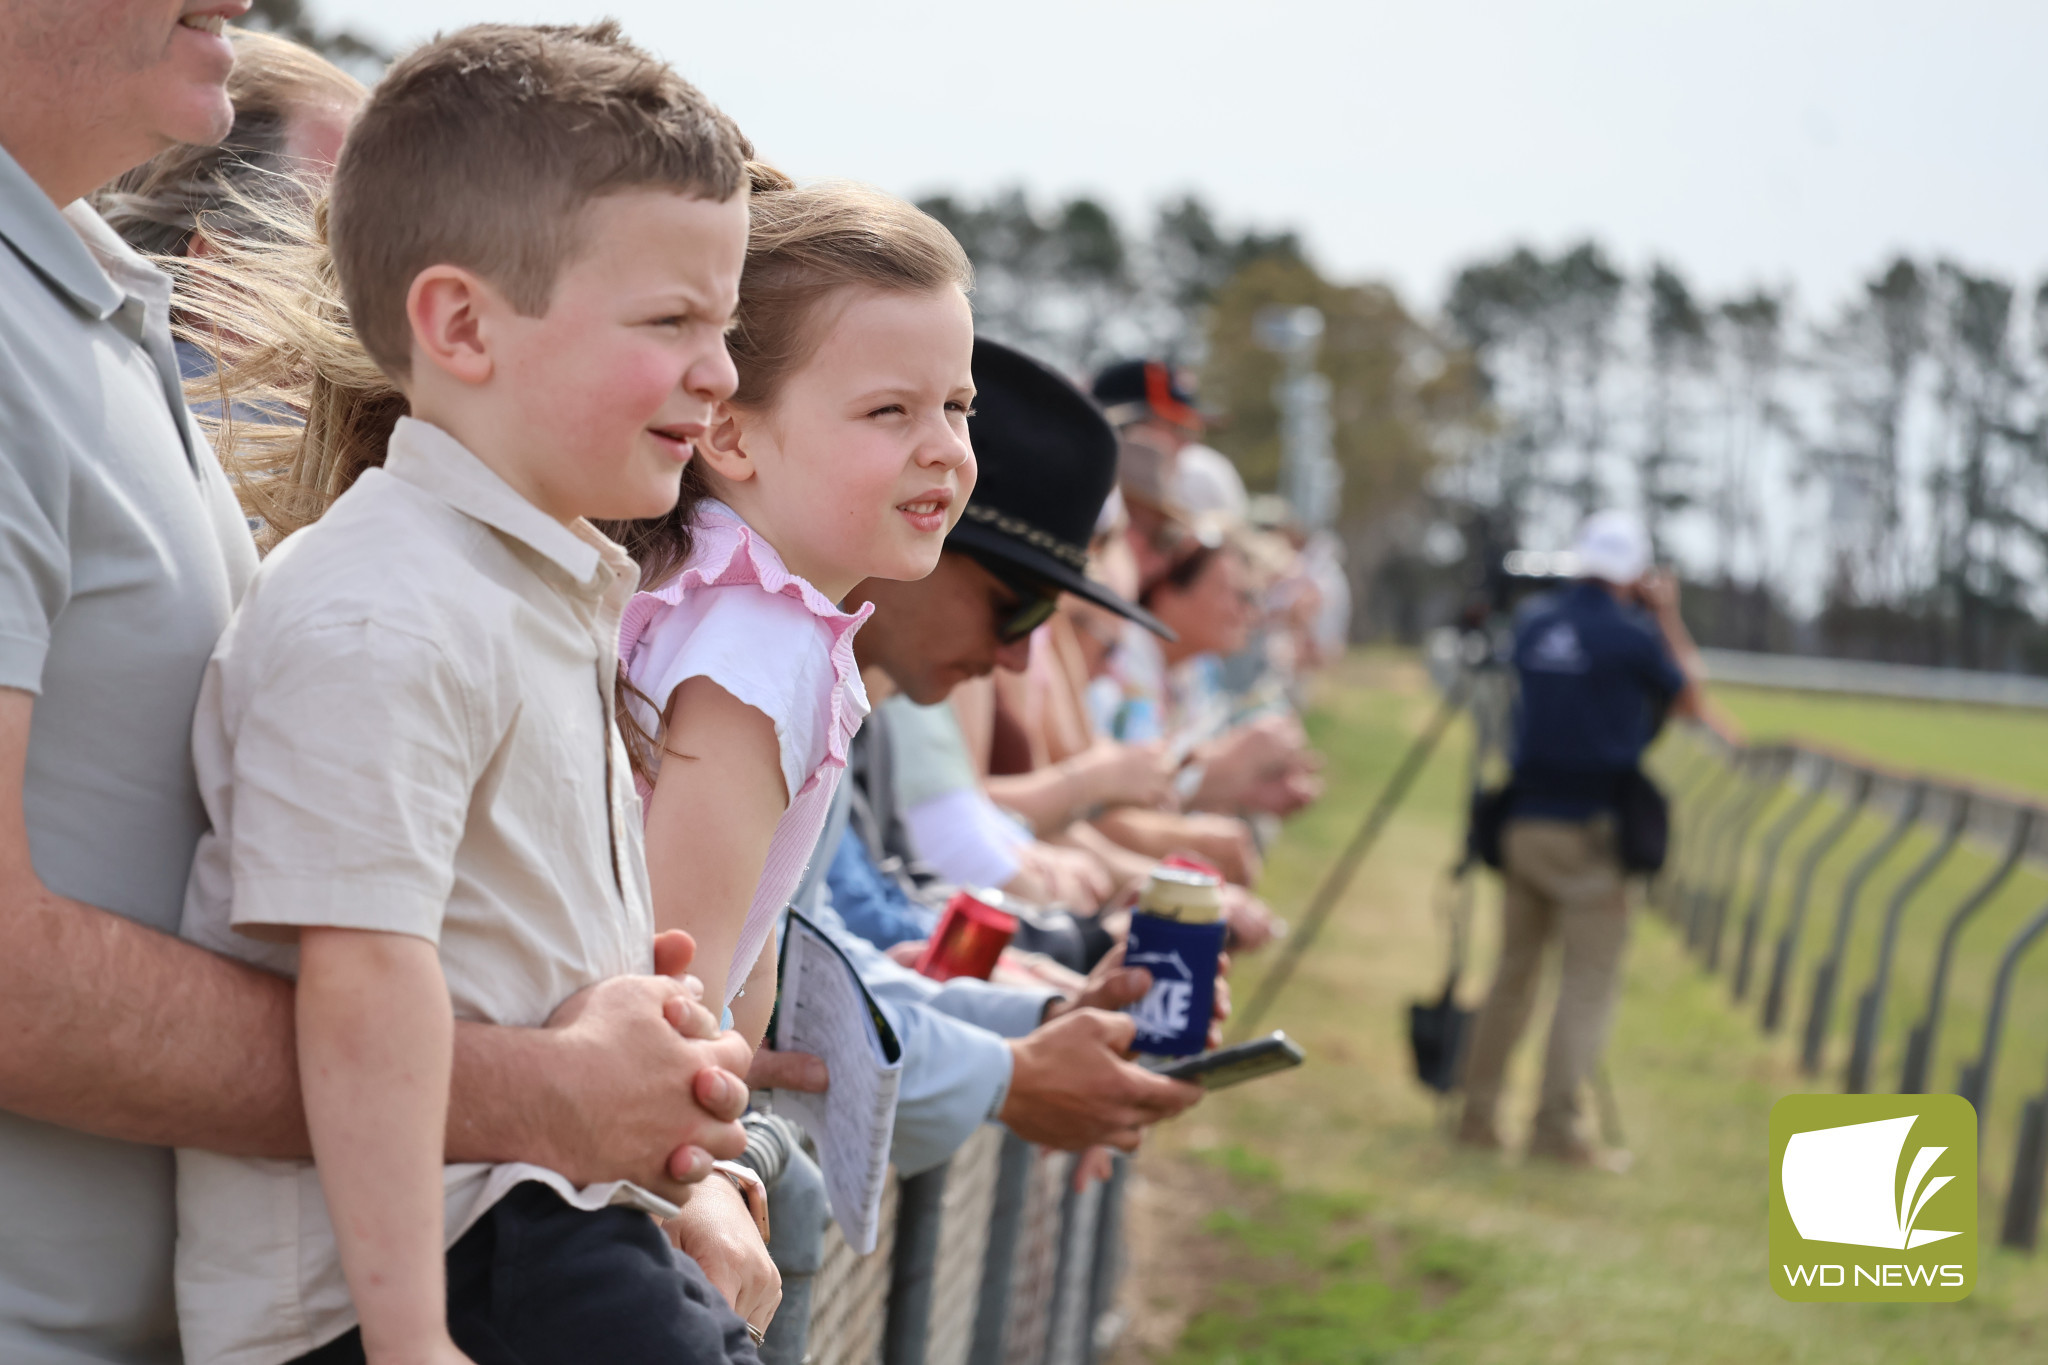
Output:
[994,587,1059,644]
[969,551,1062,644]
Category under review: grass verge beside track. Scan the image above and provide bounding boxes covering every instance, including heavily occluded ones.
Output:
[1113,651,2048,1365]
[1715,683,2048,802]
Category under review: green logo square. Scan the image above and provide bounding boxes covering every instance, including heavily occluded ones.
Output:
[1769,1094,1976,1301]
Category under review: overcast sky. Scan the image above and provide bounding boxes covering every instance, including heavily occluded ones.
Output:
[338,0,2048,317]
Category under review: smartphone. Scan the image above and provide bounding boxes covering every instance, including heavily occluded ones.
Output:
[1144,1031,1304,1090]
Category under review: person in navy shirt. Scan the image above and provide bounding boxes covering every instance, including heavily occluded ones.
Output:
[1457,511,1735,1168]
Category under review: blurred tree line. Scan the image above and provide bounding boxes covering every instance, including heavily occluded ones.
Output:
[930,187,2048,672]
[1445,244,2048,673]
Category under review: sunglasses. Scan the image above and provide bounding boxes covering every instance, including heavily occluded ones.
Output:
[969,550,1063,644]
[994,587,1059,644]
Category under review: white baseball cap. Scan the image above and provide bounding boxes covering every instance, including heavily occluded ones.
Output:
[1573,510,1651,585]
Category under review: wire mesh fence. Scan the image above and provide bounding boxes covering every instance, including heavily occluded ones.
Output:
[752,1121,1129,1365]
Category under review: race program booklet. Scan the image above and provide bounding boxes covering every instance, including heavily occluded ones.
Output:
[767,910,903,1253]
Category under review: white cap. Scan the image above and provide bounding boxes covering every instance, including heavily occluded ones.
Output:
[1173,443,1249,521]
[1573,510,1651,585]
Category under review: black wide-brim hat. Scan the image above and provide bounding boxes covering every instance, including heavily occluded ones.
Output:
[950,337,1174,640]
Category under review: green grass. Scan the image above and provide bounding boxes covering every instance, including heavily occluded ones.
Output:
[1165,1148,1497,1365]
[1716,684,2048,801]
[1124,651,2048,1364]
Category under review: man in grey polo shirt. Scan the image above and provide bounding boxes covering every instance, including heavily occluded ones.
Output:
[0,7,755,1361]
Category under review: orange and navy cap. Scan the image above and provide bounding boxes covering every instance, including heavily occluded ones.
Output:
[1090,358,1204,433]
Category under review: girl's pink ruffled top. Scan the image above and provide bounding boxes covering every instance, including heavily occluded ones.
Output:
[617,500,872,1007]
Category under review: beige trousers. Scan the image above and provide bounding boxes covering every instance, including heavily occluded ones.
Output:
[1459,817,1631,1151]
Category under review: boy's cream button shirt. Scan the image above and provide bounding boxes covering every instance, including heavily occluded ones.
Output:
[175,418,657,1365]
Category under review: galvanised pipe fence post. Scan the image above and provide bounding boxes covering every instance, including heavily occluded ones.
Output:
[1763,769,1873,1034]
[1083,1155,1131,1359]
[1702,752,1788,970]
[969,1130,1038,1365]
[1645,739,1698,915]
[2003,1042,2048,1252]
[882,1160,950,1365]
[1955,896,2048,1142]
[1901,809,2035,1094]
[1686,750,1765,944]
[1646,740,1713,914]
[752,1115,828,1365]
[1653,739,1719,881]
[1682,748,1752,949]
[1733,757,1832,1003]
[1665,744,1742,922]
[1846,792,1968,1093]
[1044,1155,1109,1365]
[1801,781,1927,1075]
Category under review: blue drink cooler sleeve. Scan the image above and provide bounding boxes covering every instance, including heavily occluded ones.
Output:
[1124,911,1226,1056]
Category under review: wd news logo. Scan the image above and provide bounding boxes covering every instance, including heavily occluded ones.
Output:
[1769,1095,1976,1302]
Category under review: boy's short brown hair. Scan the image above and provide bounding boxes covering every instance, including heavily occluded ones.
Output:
[328,21,750,376]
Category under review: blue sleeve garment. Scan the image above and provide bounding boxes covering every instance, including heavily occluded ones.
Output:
[822,829,935,951]
[1631,613,1689,701]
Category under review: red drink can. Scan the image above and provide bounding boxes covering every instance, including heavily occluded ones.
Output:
[914,887,1019,982]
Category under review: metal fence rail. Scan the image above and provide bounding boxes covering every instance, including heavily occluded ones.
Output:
[750,1120,1129,1365]
[1697,648,2048,710]
[1655,732,2048,1253]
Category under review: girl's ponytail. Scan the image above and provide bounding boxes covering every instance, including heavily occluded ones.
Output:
[173,193,406,548]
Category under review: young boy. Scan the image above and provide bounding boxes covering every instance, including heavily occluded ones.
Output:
[174,24,759,1365]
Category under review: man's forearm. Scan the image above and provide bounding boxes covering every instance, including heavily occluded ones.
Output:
[1055,819,1155,886]
[0,882,309,1155]
[1657,606,1707,684]
[0,879,643,1168]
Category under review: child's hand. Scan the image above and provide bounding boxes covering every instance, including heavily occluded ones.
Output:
[1073,1145,1117,1191]
[662,1178,782,1339]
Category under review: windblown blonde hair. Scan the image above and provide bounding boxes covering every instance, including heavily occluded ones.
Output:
[170,195,405,547]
